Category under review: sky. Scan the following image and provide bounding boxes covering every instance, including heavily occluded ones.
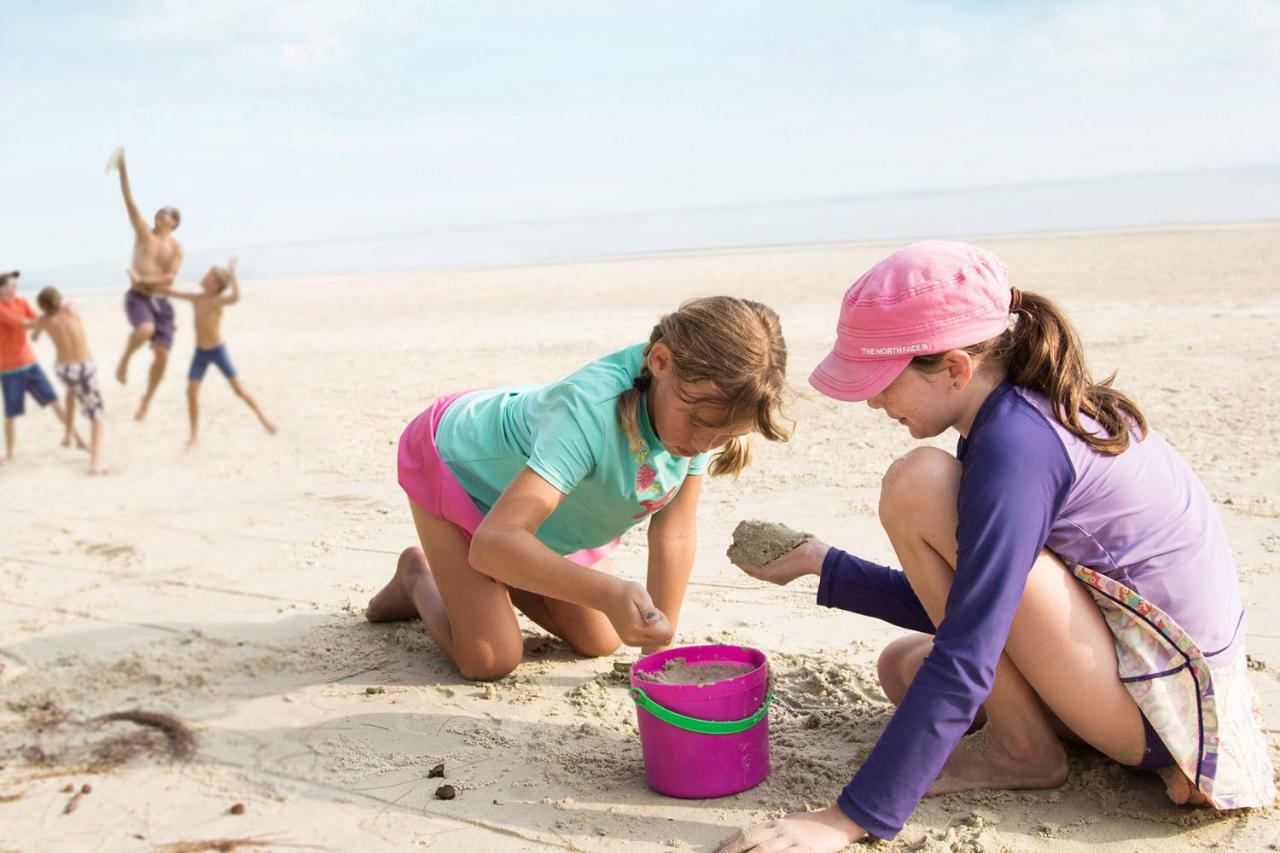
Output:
[2,0,1278,284]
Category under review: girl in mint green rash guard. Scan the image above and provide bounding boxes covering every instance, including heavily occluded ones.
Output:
[366,296,791,681]
[719,242,1274,853]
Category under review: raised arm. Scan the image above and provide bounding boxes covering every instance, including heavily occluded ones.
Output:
[114,151,151,238]
[222,256,240,305]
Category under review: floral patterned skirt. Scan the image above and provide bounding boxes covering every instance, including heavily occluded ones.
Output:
[1074,565,1276,809]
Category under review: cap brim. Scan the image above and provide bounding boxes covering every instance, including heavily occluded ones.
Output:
[808,351,910,402]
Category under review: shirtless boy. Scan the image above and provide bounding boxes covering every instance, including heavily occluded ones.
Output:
[33,287,109,475]
[108,147,184,421]
[162,258,276,448]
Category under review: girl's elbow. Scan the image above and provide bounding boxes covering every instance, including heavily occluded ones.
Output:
[468,523,504,571]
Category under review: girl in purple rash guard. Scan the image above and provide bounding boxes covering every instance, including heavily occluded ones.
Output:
[717,242,1276,853]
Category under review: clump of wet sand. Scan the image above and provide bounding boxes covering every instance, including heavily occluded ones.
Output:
[635,657,754,686]
[728,520,813,567]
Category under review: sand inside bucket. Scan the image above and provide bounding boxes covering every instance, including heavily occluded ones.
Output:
[635,657,754,686]
[727,519,813,567]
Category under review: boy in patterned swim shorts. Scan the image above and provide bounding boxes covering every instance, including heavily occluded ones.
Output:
[34,287,109,474]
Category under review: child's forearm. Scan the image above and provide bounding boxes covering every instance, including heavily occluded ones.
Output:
[470,522,622,610]
[645,532,696,633]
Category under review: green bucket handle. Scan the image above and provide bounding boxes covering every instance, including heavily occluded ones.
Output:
[629,686,772,735]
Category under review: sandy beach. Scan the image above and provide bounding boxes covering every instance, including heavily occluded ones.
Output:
[2,222,1278,851]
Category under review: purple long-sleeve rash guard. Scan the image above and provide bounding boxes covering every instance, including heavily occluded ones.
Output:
[816,381,1244,839]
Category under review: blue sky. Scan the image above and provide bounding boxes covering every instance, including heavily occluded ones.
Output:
[2,1,1278,282]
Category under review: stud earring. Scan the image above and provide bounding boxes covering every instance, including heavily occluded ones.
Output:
[953,382,961,390]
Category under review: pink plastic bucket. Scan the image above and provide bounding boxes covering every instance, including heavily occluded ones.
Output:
[629,644,770,798]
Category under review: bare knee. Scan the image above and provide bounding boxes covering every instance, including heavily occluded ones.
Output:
[455,648,521,682]
[878,447,961,531]
[453,632,523,681]
[133,323,155,342]
[876,633,932,705]
[567,631,622,659]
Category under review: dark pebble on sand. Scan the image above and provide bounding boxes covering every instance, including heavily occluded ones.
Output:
[435,785,457,800]
[428,762,445,778]
[365,686,385,695]
[62,783,74,793]
[80,783,92,794]
[230,803,246,815]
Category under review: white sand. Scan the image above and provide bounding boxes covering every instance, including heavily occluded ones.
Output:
[2,222,1278,851]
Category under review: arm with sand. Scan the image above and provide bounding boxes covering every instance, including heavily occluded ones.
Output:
[470,468,675,648]
[642,473,703,652]
[728,519,933,631]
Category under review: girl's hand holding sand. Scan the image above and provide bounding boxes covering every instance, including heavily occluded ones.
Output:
[603,579,673,648]
[726,519,828,586]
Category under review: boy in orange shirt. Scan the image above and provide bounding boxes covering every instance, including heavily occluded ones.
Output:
[0,271,82,464]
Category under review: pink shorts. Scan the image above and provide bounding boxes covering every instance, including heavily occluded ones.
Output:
[397,391,619,569]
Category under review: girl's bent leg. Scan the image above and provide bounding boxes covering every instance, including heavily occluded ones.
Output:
[365,499,524,681]
[508,557,622,658]
[879,447,1150,796]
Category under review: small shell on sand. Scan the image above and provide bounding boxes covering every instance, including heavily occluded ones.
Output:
[728,519,813,567]
[635,657,754,686]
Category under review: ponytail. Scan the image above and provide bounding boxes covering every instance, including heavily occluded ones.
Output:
[1004,289,1146,454]
[913,288,1147,455]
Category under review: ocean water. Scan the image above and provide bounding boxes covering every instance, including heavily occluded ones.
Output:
[27,164,1280,293]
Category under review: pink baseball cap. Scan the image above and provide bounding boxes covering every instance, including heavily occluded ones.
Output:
[809,241,1013,402]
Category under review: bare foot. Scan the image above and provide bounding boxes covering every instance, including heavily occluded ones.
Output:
[0,455,11,466]
[61,436,72,448]
[116,359,128,385]
[366,547,433,622]
[1156,765,1210,805]
[926,729,1068,797]
[186,437,198,451]
[135,400,150,421]
[89,465,115,476]
[263,420,278,435]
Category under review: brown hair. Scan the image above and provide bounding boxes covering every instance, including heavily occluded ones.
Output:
[912,288,1147,455]
[616,296,792,477]
[37,286,62,315]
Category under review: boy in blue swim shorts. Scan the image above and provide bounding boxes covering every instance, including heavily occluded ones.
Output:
[161,258,276,449]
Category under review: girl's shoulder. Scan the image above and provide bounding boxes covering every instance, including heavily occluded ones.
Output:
[964,384,1072,466]
[548,342,647,406]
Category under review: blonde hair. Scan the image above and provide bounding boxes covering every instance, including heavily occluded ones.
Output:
[210,266,234,293]
[616,296,792,477]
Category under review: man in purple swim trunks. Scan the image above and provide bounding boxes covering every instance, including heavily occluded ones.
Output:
[108,147,184,421]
